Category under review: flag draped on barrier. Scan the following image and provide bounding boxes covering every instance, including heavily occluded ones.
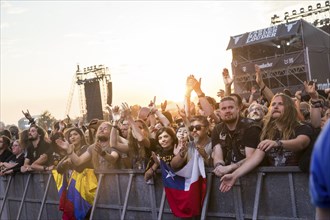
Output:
[52,170,75,219]
[160,149,207,218]
[67,168,97,220]
[52,168,97,220]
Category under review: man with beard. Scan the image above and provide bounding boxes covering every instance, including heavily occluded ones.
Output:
[247,103,267,127]
[21,124,53,172]
[212,96,262,177]
[171,115,212,170]
[56,121,121,169]
[219,94,314,192]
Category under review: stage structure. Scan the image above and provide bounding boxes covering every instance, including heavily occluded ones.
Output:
[227,19,330,99]
[73,64,112,122]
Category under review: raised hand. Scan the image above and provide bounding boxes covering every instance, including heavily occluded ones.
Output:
[186,75,197,94]
[112,105,121,122]
[161,100,167,112]
[55,139,72,154]
[176,104,186,119]
[121,102,131,119]
[148,96,158,114]
[304,81,318,99]
[94,141,103,155]
[22,109,33,121]
[222,68,234,86]
[151,151,160,166]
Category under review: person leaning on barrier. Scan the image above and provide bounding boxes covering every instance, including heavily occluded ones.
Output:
[220,93,314,192]
[310,120,330,220]
[144,127,177,182]
[56,122,122,170]
[0,139,25,175]
[0,135,13,163]
[21,124,52,173]
[56,127,93,173]
[30,132,66,172]
[212,96,262,177]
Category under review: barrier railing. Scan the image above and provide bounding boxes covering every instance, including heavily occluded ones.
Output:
[0,167,315,220]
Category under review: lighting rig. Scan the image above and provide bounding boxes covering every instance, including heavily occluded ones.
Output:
[271,1,330,29]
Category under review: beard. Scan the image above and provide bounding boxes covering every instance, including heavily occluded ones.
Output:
[193,136,200,143]
[97,135,109,142]
[248,112,262,121]
[222,116,237,124]
[28,135,38,141]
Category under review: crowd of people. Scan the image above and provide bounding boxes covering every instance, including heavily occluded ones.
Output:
[1,64,330,219]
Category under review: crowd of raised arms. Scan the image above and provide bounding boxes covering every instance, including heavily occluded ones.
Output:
[1,65,330,209]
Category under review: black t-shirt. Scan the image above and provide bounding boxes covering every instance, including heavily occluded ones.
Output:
[266,123,314,166]
[0,149,13,162]
[26,140,53,164]
[4,153,25,173]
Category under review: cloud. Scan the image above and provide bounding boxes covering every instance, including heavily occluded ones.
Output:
[0,22,10,29]
[1,1,28,14]
[63,33,90,38]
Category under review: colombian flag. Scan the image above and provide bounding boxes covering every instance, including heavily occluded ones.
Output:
[52,170,75,219]
[66,169,97,220]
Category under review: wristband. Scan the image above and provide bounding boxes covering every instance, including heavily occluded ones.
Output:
[260,85,266,93]
[214,162,225,168]
[198,93,205,98]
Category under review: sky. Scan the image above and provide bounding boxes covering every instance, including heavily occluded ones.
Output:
[0,0,320,125]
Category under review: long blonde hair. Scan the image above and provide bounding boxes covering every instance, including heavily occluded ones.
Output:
[260,93,300,141]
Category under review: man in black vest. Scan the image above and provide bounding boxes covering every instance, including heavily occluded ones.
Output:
[212,96,261,177]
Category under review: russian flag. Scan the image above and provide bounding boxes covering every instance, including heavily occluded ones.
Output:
[160,149,207,218]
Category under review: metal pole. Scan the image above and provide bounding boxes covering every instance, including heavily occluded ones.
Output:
[157,188,166,220]
[89,173,103,220]
[37,173,52,220]
[0,176,13,217]
[120,173,134,220]
[16,174,31,220]
[201,173,213,220]
[252,172,264,220]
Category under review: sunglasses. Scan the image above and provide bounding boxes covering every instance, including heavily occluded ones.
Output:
[188,125,205,132]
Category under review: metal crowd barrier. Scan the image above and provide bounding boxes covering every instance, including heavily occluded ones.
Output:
[0,167,315,220]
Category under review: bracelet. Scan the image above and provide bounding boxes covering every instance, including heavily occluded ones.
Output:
[198,93,206,98]
[150,166,156,173]
[214,162,225,168]
[43,166,48,171]
[260,85,266,93]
